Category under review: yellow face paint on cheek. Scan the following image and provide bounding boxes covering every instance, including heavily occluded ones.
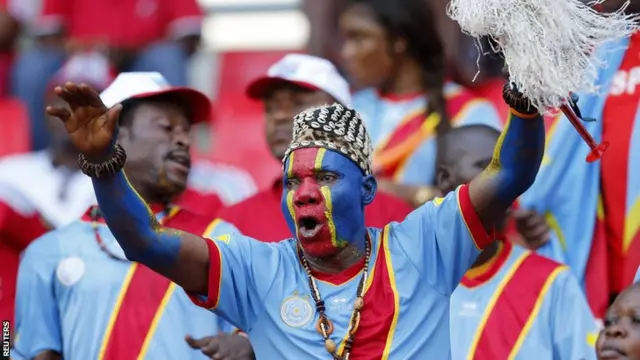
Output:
[320,185,347,248]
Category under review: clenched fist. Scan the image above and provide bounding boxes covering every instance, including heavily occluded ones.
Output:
[46,82,122,162]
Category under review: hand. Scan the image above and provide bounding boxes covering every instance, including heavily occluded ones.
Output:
[186,333,255,360]
[513,209,550,250]
[46,82,122,162]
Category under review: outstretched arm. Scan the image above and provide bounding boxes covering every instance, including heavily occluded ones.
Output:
[469,85,545,231]
[391,84,545,294]
[45,82,211,295]
[92,171,210,294]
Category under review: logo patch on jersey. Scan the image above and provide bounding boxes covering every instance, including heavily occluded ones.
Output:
[281,295,314,328]
[214,234,231,244]
[56,257,86,286]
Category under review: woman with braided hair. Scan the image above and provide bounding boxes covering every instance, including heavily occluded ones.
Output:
[339,0,502,208]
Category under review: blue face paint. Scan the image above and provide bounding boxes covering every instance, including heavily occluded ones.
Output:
[281,148,370,257]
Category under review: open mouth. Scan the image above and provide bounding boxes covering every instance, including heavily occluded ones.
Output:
[297,216,323,238]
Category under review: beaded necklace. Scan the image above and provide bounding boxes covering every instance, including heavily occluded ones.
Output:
[298,234,372,360]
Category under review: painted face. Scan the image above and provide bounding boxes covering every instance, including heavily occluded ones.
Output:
[282,147,370,258]
[597,285,640,359]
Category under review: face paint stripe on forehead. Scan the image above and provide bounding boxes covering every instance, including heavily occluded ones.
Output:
[287,152,295,177]
[314,148,326,170]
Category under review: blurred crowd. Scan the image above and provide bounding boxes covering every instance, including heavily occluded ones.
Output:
[0,0,638,359]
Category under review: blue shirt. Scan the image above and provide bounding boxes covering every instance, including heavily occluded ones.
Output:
[451,243,598,359]
[14,212,231,360]
[193,185,492,359]
[353,83,502,185]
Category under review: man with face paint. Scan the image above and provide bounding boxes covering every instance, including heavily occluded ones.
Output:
[213,53,412,242]
[14,72,252,360]
[440,125,598,360]
[48,80,546,358]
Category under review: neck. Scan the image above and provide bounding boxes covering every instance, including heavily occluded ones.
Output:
[127,178,174,207]
[303,234,367,274]
[470,240,500,269]
[381,58,424,95]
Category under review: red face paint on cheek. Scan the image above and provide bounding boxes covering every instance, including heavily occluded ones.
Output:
[288,148,341,257]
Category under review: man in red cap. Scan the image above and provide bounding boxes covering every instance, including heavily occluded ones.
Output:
[13,72,251,360]
[213,53,412,242]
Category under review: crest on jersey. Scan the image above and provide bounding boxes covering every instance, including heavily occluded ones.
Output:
[56,257,86,286]
[280,294,314,328]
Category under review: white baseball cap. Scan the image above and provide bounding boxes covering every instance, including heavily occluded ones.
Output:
[99,72,212,123]
[246,54,351,106]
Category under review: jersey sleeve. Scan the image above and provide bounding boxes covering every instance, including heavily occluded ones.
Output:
[635,266,640,283]
[549,269,599,360]
[390,184,492,295]
[187,220,281,332]
[13,233,62,358]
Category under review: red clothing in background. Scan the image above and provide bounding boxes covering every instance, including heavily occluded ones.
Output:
[217,179,413,242]
[0,200,49,325]
[38,0,203,48]
[175,187,224,218]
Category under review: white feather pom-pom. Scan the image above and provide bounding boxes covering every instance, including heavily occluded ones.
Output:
[447,0,639,112]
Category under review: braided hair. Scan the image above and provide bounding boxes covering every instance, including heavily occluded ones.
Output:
[345,0,450,134]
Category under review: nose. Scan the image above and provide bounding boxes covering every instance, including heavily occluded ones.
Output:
[173,127,191,150]
[604,324,627,339]
[271,107,293,126]
[294,178,323,207]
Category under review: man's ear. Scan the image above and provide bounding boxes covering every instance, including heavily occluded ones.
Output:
[435,165,453,195]
[361,175,377,205]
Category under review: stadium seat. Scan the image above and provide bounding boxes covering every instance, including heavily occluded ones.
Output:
[0,98,31,156]
[209,50,299,189]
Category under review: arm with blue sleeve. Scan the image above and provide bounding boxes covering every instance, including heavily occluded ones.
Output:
[635,266,640,283]
[93,169,277,330]
[13,233,62,360]
[550,268,599,360]
[393,86,545,294]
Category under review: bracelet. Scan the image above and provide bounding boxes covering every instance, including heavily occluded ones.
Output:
[502,83,539,116]
[78,144,127,178]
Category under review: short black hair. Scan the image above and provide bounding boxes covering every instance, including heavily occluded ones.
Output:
[437,124,501,167]
[118,93,193,128]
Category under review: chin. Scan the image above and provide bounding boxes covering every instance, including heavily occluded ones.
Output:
[299,240,342,258]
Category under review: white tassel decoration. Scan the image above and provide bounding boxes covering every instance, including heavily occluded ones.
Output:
[447,0,640,112]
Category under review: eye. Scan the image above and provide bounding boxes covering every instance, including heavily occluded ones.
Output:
[317,172,338,184]
[285,178,299,189]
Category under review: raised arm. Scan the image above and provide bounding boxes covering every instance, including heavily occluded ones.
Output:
[390,84,545,294]
[92,171,210,293]
[469,84,545,231]
[46,82,210,294]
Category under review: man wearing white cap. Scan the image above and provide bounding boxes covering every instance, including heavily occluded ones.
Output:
[13,72,252,360]
[210,54,412,243]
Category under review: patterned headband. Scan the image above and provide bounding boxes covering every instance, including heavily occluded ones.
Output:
[282,103,373,175]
